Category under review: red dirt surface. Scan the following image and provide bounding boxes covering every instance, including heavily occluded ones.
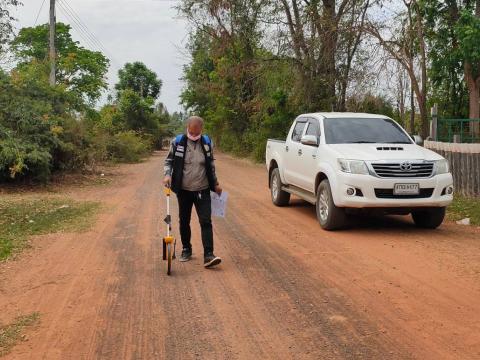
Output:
[1,151,479,359]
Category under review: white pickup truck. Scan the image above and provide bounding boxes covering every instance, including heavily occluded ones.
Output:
[266,112,454,230]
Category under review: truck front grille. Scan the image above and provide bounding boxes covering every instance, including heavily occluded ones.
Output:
[375,188,434,199]
[371,162,434,178]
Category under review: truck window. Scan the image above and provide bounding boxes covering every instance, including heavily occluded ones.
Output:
[306,119,320,137]
[291,121,307,142]
[324,118,413,144]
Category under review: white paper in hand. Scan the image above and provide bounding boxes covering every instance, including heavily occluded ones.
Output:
[211,191,229,218]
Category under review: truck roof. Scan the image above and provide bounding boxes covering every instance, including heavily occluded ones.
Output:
[303,112,390,119]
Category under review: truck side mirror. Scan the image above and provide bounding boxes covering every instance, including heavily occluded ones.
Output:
[301,135,319,147]
[412,135,424,146]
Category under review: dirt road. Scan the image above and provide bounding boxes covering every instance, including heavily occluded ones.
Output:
[1,152,479,359]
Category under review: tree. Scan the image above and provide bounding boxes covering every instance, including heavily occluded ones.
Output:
[0,0,20,59]
[458,9,480,128]
[277,0,372,111]
[366,0,430,138]
[0,63,83,181]
[115,62,162,99]
[346,93,395,118]
[168,111,186,134]
[115,89,159,132]
[179,0,384,159]
[336,0,371,111]
[424,0,469,118]
[11,23,109,104]
[422,0,480,136]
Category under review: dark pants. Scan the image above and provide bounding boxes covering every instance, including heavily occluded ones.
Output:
[177,189,214,254]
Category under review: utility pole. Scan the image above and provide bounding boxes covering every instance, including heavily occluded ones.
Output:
[49,0,56,86]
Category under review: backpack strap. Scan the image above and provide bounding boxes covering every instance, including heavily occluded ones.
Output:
[202,134,212,145]
[174,134,185,146]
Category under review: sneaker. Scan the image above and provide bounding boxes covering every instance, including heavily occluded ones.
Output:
[204,253,222,268]
[180,248,192,262]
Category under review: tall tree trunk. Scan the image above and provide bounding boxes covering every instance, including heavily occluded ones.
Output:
[337,0,369,111]
[410,83,415,134]
[321,0,337,109]
[465,64,480,118]
[418,96,428,138]
[281,0,313,108]
[339,79,348,111]
[398,68,406,127]
[410,77,428,138]
[465,63,480,137]
[465,0,480,137]
[412,1,429,139]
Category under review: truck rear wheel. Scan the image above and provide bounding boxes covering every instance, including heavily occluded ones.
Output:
[316,179,347,230]
[270,168,290,206]
[412,207,446,229]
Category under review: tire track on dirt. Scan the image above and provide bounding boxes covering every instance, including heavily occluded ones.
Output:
[91,158,167,359]
[215,205,411,359]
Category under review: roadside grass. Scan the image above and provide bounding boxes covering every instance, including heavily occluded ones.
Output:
[0,197,100,260]
[0,312,40,357]
[447,195,480,226]
[0,172,113,196]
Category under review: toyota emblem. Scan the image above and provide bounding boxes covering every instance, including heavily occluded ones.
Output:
[400,161,413,172]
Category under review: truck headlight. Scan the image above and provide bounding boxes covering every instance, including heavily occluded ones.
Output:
[435,159,449,175]
[338,159,369,175]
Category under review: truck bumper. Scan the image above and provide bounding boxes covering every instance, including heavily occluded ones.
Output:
[333,172,454,208]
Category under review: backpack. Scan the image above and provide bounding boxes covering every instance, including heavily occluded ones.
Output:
[174,134,212,146]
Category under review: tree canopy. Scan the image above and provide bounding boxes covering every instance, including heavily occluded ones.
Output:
[0,0,20,56]
[115,62,162,100]
[179,0,480,148]
[12,23,110,104]
[0,10,173,182]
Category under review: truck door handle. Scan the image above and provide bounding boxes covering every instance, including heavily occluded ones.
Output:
[298,149,302,155]
[286,145,289,152]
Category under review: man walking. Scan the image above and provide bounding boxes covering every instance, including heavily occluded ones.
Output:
[163,116,222,268]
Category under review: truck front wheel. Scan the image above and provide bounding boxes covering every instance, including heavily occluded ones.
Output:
[412,207,446,229]
[270,168,290,206]
[316,179,347,230]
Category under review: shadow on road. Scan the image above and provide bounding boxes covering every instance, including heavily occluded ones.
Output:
[287,199,447,234]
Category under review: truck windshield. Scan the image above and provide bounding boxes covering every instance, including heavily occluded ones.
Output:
[324,118,413,144]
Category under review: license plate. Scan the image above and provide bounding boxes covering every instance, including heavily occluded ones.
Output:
[394,183,420,195]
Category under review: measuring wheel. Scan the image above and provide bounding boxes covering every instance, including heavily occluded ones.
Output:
[162,187,176,276]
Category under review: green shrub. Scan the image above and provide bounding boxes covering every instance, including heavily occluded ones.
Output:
[107,131,152,163]
[0,132,53,182]
[0,58,167,183]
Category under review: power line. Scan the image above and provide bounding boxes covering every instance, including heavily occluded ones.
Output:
[58,0,106,52]
[56,6,102,58]
[57,0,120,66]
[56,1,121,69]
[34,0,47,26]
[55,1,103,51]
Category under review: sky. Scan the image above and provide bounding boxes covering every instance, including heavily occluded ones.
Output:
[12,0,189,113]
